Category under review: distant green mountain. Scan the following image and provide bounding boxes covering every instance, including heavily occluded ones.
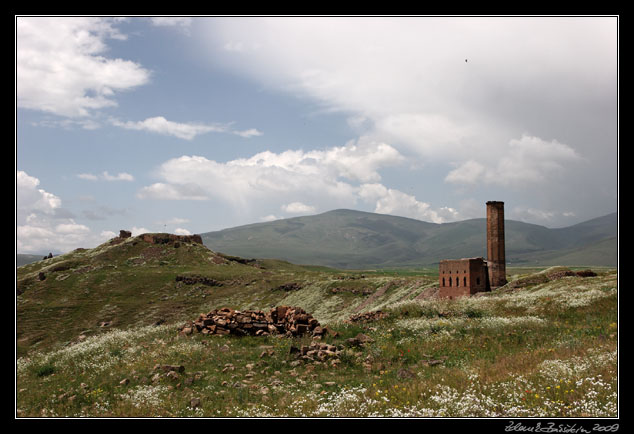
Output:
[16,254,49,268]
[201,209,618,269]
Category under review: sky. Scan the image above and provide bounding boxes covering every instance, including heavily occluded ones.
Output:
[16,16,618,255]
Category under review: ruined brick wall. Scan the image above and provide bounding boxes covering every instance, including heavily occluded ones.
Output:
[486,201,507,288]
[141,233,203,245]
[438,258,489,299]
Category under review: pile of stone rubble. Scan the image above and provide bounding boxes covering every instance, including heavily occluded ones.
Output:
[179,306,333,338]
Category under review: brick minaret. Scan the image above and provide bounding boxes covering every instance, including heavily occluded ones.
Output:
[486,201,507,288]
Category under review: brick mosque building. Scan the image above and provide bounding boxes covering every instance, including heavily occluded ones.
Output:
[438,201,507,299]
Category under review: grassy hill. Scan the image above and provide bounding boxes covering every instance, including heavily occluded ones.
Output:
[16,232,436,357]
[15,229,619,418]
[16,244,618,417]
[201,210,618,269]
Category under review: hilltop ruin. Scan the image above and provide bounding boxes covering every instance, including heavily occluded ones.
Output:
[111,230,203,247]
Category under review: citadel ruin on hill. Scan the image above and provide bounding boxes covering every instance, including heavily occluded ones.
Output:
[438,201,507,299]
[113,201,509,301]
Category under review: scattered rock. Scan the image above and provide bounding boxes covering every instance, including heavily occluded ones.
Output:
[190,397,201,408]
[397,368,416,379]
[272,282,302,292]
[119,378,130,386]
[294,341,342,363]
[545,269,576,280]
[345,333,374,347]
[165,371,180,381]
[330,287,373,295]
[154,364,185,373]
[420,355,448,367]
[345,311,388,324]
[260,349,275,358]
[576,269,597,278]
[175,275,222,286]
[217,253,260,267]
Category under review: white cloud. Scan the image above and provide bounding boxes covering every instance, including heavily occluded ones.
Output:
[260,214,280,222]
[202,17,615,160]
[233,128,263,138]
[31,118,101,130]
[223,41,245,52]
[444,160,486,185]
[77,171,134,182]
[130,226,151,236]
[149,17,192,28]
[17,171,62,215]
[281,202,316,214]
[200,17,615,225]
[101,230,117,239]
[17,170,113,253]
[137,139,403,211]
[445,134,582,188]
[159,217,190,225]
[111,116,263,141]
[17,17,150,117]
[77,173,99,181]
[111,116,228,140]
[137,182,209,201]
[135,140,464,224]
[375,113,479,159]
[174,227,192,235]
[358,183,459,224]
[101,171,134,182]
[509,206,578,225]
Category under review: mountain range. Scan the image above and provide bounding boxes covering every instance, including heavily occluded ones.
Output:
[201,209,618,269]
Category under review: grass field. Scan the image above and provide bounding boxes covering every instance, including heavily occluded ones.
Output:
[16,259,618,418]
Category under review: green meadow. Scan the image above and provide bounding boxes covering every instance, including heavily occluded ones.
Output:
[16,235,617,417]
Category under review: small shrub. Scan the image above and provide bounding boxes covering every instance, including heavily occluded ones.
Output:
[464,307,484,319]
[109,348,125,359]
[35,363,55,377]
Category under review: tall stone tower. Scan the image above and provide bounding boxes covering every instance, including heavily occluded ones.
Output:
[486,201,507,288]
